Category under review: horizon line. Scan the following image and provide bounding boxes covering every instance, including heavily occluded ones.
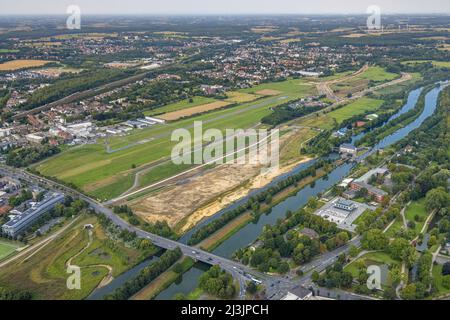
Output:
[0,12,450,16]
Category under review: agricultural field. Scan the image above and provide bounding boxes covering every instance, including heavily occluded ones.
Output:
[144,96,216,117]
[159,100,232,121]
[0,215,152,300]
[437,44,450,52]
[279,128,316,166]
[0,59,54,71]
[296,97,385,130]
[35,77,316,200]
[0,240,21,260]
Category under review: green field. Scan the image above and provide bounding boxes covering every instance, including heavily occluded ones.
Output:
[405,199,429,234]
[35,78,316,200]
[374,73,422,96]
[354,66,398,82]
[331,66,398,96]
[144,96,217,117]
[0,241,20,260]
[297,97,384,130]
[402,60,450,68]
[385,218,405,238]
[432,264,450,296]
[345,251,400,282]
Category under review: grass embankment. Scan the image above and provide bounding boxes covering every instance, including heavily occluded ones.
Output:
[295,97,384,130]
[432,264,450,297]
[344,251,401,287]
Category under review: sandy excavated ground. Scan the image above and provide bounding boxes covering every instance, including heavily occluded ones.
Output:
[130,163,260,227]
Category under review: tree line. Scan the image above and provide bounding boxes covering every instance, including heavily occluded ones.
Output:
[104,247,182,300]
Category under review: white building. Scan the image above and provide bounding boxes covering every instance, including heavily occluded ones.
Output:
[26,133,45,144]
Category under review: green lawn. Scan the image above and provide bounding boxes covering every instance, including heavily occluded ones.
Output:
[0,241,20,260]
[405,199,429,234]
[331,66,399,95]
[144,96,217,117]
[384,218,405,238]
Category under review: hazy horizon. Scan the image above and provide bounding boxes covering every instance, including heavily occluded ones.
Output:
[2,0,450,15]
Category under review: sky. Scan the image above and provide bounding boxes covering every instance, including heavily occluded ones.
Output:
[2,0,450,15]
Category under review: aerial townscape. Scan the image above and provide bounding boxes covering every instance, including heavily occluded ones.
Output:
[0,1,449,305]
